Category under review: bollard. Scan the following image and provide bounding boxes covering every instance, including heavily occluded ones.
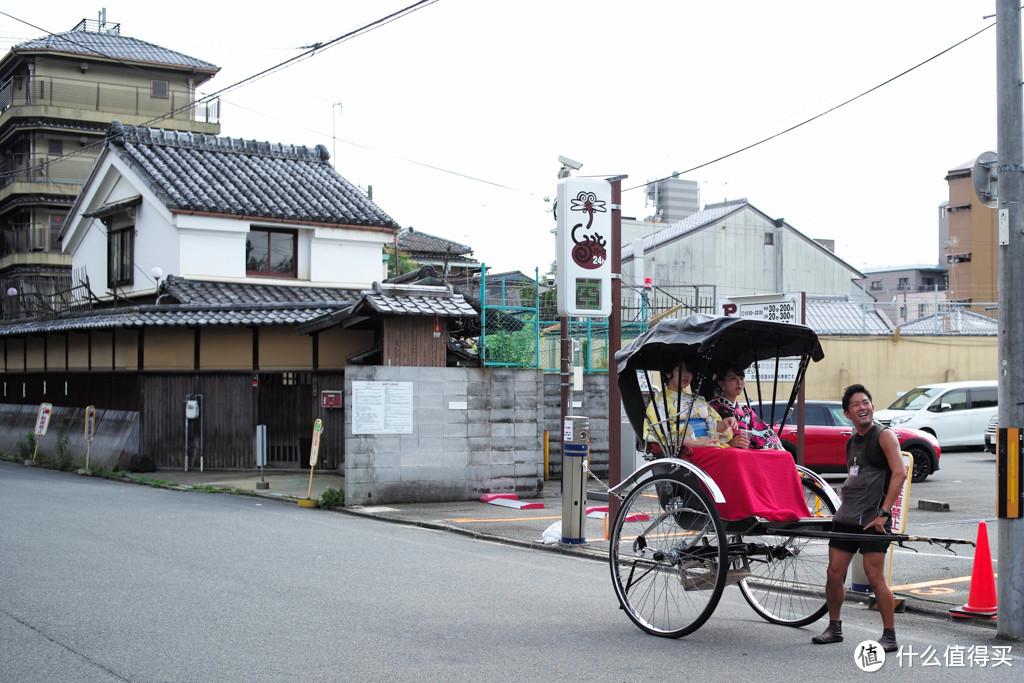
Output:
[561,416,589,545]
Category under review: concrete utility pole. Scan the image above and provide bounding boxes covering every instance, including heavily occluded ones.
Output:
[995,0,1024,640]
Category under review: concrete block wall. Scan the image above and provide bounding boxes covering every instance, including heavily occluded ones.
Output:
[344,366,545,505]
[0,404,139,469]
[542,373,611,479]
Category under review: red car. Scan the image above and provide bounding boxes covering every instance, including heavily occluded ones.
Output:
[752,400,941,483]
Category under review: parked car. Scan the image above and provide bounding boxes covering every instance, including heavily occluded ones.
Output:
[872,380,997,448]
[752,400,941,483]
[984,414,998,453]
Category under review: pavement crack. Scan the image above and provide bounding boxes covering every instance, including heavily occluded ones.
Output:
[1,606,131,681]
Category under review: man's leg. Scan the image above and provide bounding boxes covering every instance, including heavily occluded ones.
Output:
[862,550,898,652]
[862,551,893,627]
[825,546,855,620]
[813,546,854,644]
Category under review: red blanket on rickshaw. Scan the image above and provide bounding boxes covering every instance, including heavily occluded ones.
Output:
[689,447,812,522]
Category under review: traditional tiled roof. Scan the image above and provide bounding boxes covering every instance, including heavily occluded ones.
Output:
[0,304,344,336]
[897,310,998,335]
[804,297,892,335]
[397,227,478,268]
[398,227,473,256]
[12,27,218,72]
[160,275,361,306]
[0,277,361,337]
[104,122,400,229]
[357,283,477,317]
[297,282,478,334]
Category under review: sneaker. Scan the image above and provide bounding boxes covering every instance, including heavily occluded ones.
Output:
[811,622,844,644]
[878,632,898,653]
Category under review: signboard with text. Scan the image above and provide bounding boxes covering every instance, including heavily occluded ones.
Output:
[556,178,612,317]
[34,403,53,437]
[720,292,804,325]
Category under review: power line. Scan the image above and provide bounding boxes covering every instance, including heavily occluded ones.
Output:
[0,1,440,183]
[625,18,997,195]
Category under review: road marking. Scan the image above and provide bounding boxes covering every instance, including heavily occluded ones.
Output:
[446,515,561,523]
[889,574,997,591]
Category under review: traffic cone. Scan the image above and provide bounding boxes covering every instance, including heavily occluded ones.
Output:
[950,520,998,620]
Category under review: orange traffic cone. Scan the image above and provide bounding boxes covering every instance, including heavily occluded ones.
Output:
[950,520,998,620]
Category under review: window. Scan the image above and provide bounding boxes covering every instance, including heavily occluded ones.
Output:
[48,139,63,156]
[151,80,169,98]
[931,389,968,412]
[108,227,134,287]
[897,277,910,290]
[48,214,63,250]
[827,406,853,427]
[948,253,972,264]
[246,228,296,277]
[870,280,882,291]
[764,232,774,246]
[971,388,998,410]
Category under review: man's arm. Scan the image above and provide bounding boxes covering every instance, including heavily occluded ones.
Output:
[864,429,907,531]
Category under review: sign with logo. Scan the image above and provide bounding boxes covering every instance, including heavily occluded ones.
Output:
[34,403,53,437]
[84,405,96,442]
[556,178,612,317]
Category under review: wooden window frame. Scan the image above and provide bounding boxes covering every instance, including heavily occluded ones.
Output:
[108,226,134,288]
[245,227,297,278]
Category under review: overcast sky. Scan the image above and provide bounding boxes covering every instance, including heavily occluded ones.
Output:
[1,1,1003,279]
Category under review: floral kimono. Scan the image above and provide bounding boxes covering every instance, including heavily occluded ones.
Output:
[708,395,785,450]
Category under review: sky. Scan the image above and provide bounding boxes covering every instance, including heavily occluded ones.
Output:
[0,1,1005,277]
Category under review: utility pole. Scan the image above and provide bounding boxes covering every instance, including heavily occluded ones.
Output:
[995,0,1023,640]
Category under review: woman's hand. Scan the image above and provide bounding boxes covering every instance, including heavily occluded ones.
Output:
[729,433,750,449]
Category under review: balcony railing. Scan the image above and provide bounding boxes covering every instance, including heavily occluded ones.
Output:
[0,75,220,124]
[0,152,95,189]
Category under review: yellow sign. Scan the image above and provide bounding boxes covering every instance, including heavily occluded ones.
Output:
[997,428,1022,519]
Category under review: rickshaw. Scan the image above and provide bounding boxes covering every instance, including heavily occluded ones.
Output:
[608,314,860,638]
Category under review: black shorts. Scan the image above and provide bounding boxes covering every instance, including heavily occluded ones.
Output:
[828,521,893,555]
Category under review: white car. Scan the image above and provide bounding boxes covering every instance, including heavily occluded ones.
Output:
[873,380,997,448]
[984,414,998,453]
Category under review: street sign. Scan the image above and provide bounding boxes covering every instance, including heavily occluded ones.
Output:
[721,292,804,325]
[309,418,323,467]
[34,403,53,437]
[84,405,96,442]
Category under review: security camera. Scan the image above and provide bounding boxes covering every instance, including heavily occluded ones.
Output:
[546,275,555,287]
[558,155,583,171]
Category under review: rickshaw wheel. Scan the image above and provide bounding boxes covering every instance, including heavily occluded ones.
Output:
[608,473,728,638]
[737,477,837,626]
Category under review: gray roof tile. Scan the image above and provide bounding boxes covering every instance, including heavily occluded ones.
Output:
[161,275,361,306]
[14,28,218,72]
[107,122,400,229]
[804,297,893,335]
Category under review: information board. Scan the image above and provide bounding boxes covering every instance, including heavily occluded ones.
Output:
[352,381,414,434]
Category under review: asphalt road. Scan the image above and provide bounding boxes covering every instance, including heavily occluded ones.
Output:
[1,460,1019,681]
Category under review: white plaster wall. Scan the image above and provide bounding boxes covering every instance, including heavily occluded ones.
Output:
[628,209,859,299]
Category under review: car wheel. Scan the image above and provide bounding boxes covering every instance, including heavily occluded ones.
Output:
[907,447,931,483]
[780,440,798,461]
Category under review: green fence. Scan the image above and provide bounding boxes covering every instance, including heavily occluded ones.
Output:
[473,266,715,371]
